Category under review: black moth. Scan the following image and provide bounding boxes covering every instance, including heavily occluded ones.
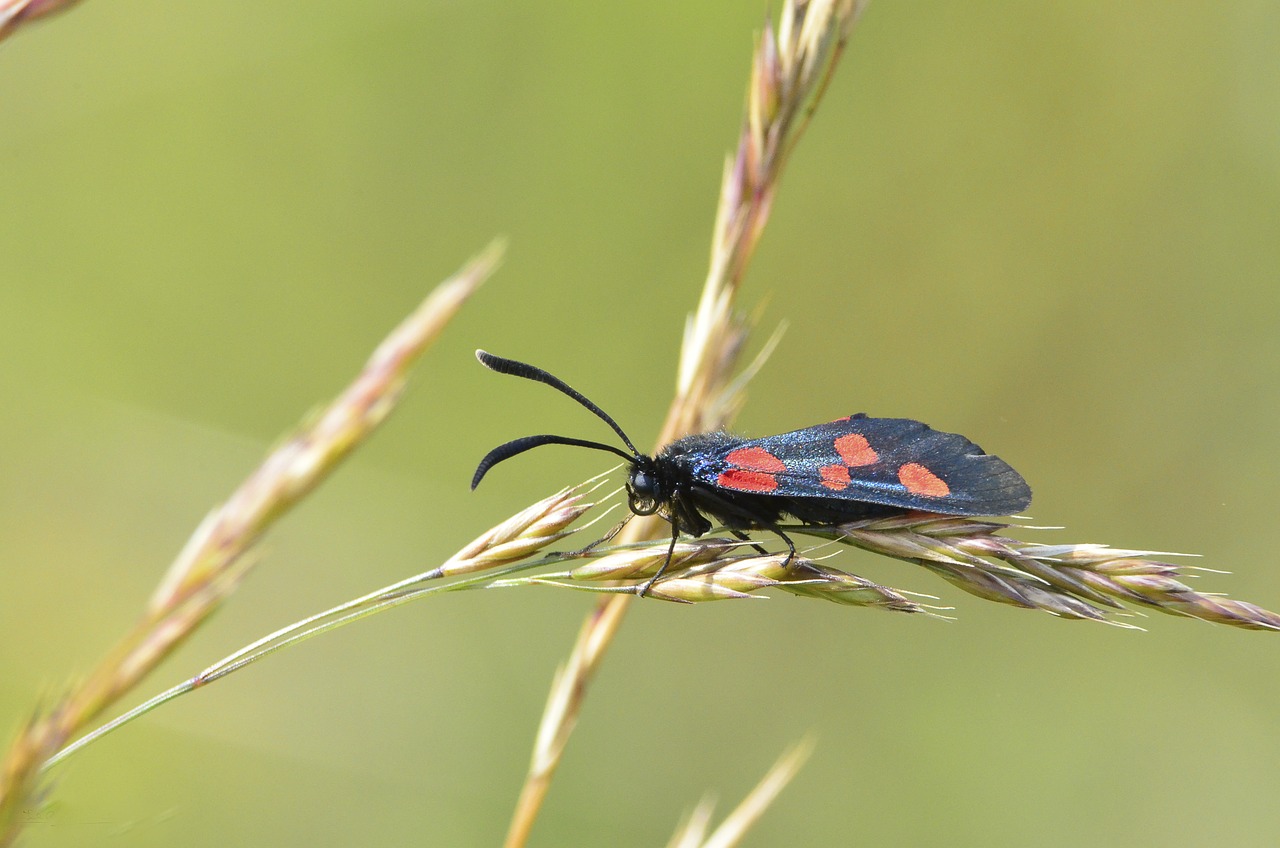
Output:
[471,350,1032,596]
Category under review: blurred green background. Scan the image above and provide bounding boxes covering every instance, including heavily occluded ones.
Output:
[2,1,1278,845]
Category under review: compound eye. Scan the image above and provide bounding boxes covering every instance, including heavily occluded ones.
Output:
[631,470,655,496]
[627,470,660,515]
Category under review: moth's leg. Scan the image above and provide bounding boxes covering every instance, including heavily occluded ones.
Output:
[741,523,799,572]
[729,529,770,557]
[560,514,631,559]
[687,487,798,571]
[771,525,798,570]
[637,520,681,599]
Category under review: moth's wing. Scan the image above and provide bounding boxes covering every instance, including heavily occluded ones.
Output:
[688,416,1031,517]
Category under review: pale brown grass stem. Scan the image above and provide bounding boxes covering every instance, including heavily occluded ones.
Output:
[503,3,867,845]
[0,0,82,42]
[41,483,593,772]
[0,242,503,845]
[665,737,816,848]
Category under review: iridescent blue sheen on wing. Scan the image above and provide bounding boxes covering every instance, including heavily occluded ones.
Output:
[674,415,1031,517]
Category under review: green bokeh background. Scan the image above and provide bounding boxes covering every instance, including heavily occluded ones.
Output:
[2,2,1278,845]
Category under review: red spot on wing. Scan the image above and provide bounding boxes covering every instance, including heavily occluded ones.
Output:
[717,469,778,492]
[898,462,950,497]
[834,433,879,467]
[725,447,786,473]
[819,464,851,491]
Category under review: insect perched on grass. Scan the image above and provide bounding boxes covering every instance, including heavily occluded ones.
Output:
[471,350,1032,597]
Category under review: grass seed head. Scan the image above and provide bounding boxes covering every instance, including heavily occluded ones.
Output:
[813,511,1280,629]
[569,539,740,581]
[440,488,593,578]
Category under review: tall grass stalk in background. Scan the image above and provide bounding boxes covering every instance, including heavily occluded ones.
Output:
[0,0,80,41]
[0,244,503,845]
[503,2,870,845]
[664,738,816,848]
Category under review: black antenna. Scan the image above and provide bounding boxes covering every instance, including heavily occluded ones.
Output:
[471,434,634,490]
[475,351,641,456]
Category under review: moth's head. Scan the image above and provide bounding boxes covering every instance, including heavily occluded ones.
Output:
[625,457,663,516]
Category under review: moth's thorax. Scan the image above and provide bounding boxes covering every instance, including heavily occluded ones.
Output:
[656,432,735,474]
[625,435,734,525]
